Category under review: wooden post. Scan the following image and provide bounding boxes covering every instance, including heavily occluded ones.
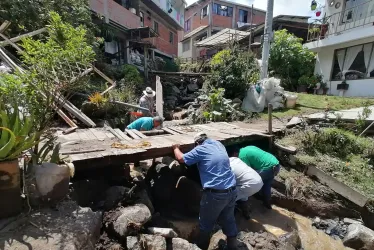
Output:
[268,103,273,149]
[155,75,163,118]
[249,4,254,51]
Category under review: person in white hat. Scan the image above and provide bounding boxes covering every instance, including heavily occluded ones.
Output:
[139,87,156,116]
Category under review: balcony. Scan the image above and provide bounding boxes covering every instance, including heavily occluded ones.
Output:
[307,0,374,43]
[90,0,141,29]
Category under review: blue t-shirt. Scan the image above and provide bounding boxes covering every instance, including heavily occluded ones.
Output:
[183,139,236,190]
[127,117,154,131]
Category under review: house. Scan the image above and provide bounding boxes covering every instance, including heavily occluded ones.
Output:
[89,0,185,68]
[178,0,266,60]
[305,0,374,97]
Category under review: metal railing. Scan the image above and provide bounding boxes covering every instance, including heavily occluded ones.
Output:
[307,0,374,42]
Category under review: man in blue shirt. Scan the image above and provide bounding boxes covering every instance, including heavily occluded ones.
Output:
[173,132,238,250]
[126,116,163,131]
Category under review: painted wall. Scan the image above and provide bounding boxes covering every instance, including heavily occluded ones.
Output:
[314,36,374,97]
[150,0,185,27]
[90,0,140,29]
[141,4,178,56]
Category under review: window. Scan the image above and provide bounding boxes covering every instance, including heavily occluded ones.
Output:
[184,19,191,32]
[169,31,174,44]
[331,43,374,80]
[239,9,248,23]
[201,5,209,19]
[140,12,144,27]
[213,3,233,17]
[182,41,190,52]
[154,21,159,34]
[342,0,373,23]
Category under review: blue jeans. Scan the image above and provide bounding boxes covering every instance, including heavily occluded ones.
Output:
[256,164,280,203]
[199,189,238,238]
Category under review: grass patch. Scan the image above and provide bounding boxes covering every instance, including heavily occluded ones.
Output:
[277,128,374,199]
[261,93,374,119]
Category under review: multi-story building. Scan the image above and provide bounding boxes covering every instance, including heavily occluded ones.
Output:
[178,0,266,60]
[305,0,374,97]
[90,0,185,66]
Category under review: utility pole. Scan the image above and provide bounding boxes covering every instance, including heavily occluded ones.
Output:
[260,0,274,80]
[248,4,254,51]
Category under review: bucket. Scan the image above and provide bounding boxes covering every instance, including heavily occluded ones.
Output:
[286,95,298,109]
[0,159,22,218]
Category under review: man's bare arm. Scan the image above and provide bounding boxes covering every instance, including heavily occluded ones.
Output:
[173,144,184,163]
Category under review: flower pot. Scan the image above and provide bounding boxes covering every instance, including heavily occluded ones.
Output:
[322,88,329,95]
[0,159,22,218]
[297,85,308,93]
[337,83,349,90]
[27,162,72,206]
[320,24,328,39]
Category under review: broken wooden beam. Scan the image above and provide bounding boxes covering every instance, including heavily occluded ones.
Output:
[125,129,141,140]
[0,28,47,47]
[141,130,165,136]
[149,71,211,76]
[163,127,179,135]
[0,21,11,34]
[93,66,115,85]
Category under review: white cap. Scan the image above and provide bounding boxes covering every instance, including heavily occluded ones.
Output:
[193,132,207,143]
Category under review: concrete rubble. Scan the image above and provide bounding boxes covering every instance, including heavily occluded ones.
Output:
[343,224,374,249]
[0,200,102,250]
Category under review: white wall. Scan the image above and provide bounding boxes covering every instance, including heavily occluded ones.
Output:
[314,36,374,97]
[178,39,193,58]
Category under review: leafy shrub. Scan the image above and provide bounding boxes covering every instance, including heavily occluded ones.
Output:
[206,47,260,99]
[122,64,143,89]
[302,128,374,159]
[163,58,179,72]
[269,29,316,91]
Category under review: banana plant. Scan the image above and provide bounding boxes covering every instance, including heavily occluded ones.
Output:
[0,103,42,162]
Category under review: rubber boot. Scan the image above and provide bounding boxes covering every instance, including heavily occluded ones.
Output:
[226,236,238,250]
[197,231,211,250]
[236,200,251,220]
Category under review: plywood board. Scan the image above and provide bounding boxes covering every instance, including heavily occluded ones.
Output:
[155,75,163,118]
[114,129,132,141]
[167,127,185,134]
[89,128,108,141]
[163,127,179,135]
[76,130,91,141]
[132,129,147,138]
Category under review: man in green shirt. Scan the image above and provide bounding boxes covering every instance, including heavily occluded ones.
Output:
[231,146,280,209]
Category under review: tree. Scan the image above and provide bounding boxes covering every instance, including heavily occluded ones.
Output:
[269,29,315,91]
[0,0,94,39]
[206,46,260,100]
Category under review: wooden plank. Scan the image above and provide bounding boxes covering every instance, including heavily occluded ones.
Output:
[76,130,91,141]
[132,129,147,138]
[115,129,132,141]
[106,127,123,140]
[89,128,108,141]
[163,127,179,135]
[61,148,105,155]
[104,131,116,139]
[194,124,218,131]
[306,165,368,207]
[0,28,46,47]
[125,129,141,140]
[155,75,163,118]
[167,126,186,134]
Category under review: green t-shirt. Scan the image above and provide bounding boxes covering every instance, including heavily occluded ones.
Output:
[238,146,279,171]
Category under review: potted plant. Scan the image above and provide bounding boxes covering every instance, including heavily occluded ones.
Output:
[0,103,41,218]
[297,75,310,93]
[308,75,318,94]
[315,74,329,95]
[337,79,349,90]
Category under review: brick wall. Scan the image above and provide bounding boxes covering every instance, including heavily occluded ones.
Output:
[212,15,232,29]
[234,6,266,26]
[142,7,178,56]
[90,0,140,29]
[185,2,210,31]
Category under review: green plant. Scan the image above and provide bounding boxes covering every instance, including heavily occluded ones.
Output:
[0,0,96,42]
[122,64,143,88]
[206,47,260,99]
[269,29,316,91]
[298,75,310,86]
[356,101,372,132]
[0,103,41,161]
[89,92,107,106]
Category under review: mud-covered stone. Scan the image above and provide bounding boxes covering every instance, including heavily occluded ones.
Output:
[0,200,102,250]
[172,238,201,250]
[113,204,151,238]
[148,227,178,238]
[104,186,129,210]
[343,224,374,249]
[141,234,166,250]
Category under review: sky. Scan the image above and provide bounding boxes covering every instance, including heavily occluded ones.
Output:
[185,0,318,18]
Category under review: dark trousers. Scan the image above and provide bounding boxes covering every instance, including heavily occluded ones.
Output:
[256,164,280,204]
[198,189,238,249]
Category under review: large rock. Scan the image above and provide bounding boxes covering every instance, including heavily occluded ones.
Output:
[343,224,374,249]
[127,235,166,250]
[112,204,151,238]
[172,238,201,250]
[0,200,102,250]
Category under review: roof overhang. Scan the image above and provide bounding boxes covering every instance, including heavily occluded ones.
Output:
[126,27,158,40]
[181,25,208,42]
[196,28,250,48]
